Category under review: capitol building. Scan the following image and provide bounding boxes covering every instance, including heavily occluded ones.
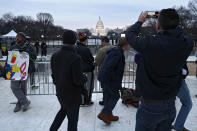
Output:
[92,16,106,36]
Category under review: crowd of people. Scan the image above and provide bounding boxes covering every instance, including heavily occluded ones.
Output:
[49,8,194,131]
[0,8,196,131]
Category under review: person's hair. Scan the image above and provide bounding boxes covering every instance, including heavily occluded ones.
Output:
[17,32,26,41]
[158,8,180,30]
[63,29,77,45]
[101,36,109,43]
[117,37,129,47]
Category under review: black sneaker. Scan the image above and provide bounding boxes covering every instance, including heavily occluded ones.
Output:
[99,101,104,105]
[22,100,31,112]
[14,102,21,112]
[85,101,94,106]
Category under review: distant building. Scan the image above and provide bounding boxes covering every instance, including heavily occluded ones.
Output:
[93,16,106,36]
[76,29,92,36]
[113,28,124,34]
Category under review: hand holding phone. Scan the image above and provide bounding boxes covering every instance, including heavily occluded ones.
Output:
[138,11,148,23]
[147,11,160,18]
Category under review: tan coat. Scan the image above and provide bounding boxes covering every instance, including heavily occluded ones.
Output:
[95,44,114,73]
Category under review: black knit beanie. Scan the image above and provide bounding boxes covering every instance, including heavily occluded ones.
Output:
[63,30,77,45]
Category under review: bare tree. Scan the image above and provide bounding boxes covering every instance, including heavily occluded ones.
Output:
[176,6,193,29]
[2,12,14,22]
[188,0,197,27]
[36,13,54,38]
[188,0,197,14]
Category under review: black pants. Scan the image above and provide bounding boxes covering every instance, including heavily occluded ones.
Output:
[82,72,94,104]
[50,97,80,131]
[29,72,35,87]
[41,50,47,56]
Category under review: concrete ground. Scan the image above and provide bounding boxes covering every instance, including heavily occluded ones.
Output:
[0,76,197,131]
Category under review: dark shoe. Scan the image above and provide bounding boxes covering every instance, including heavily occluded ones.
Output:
[97,112,111,125]
[109,113,119,121]
[31,86,38,90]
[99,101,104,105]
[22,100,31,112]
[181,128,190,131]
[173,126,190,131]
[85,101,94,106]
[14,102,21,112]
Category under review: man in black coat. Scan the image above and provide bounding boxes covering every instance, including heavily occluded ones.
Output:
[41,41,47,56]
[126,9,193,131]
[76,32,95,105]
[34,41,40,55]
[76,32,94,72]
[50,30,85,131]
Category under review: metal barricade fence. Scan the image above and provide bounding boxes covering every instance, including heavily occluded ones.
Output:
[27,51,136,95]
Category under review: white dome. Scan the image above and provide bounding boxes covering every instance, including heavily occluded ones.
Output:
[96,16,104,29]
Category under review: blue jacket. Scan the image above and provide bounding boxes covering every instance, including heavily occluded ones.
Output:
[126,22,193,100]
[98,46,125,90]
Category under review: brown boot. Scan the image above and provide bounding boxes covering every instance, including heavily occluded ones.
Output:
[97,112,111,125]
[109,113,119,121]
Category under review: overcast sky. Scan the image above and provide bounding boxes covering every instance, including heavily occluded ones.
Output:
[0,0,189,30]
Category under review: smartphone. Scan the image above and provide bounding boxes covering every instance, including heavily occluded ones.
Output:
[147,11,159,18]
[121,34,125,37]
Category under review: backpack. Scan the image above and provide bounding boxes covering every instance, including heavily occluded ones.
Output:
[120,88,140,108]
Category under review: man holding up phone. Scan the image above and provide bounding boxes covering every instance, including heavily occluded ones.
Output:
[126,9,193,131]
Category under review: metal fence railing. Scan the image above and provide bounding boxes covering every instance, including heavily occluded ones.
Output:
[27,51,136,95]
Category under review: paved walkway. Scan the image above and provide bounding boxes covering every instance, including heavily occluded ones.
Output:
[0,76,197,131]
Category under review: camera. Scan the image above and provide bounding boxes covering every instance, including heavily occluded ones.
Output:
[147,11,159,18]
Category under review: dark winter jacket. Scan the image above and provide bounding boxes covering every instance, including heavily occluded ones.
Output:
[76,41,94,72]
[126,21,193,100]
[98,46,125,90]
[51,45,85,107]
[34,42,39,50]
[10,42,37,73]
[41,42,47,51]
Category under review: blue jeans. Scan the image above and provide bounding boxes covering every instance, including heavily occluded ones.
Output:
[101,83,105,102]
[102,84,120,114]
[174,80,192,130]
[135,100,176,131]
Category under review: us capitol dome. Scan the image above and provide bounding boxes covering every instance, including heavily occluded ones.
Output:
[93,16,106,36]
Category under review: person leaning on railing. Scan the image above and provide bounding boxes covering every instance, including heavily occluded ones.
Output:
[126,9,193,131]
